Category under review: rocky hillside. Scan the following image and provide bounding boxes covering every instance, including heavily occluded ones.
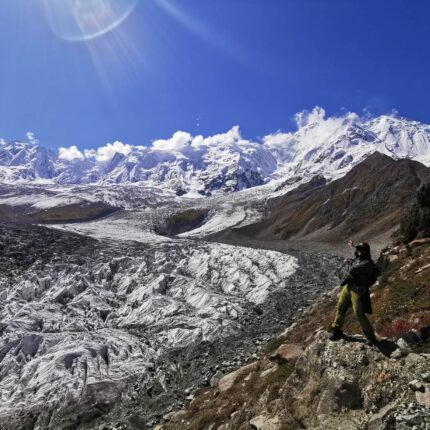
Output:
[0,200,117,224]
[231,152,430,243]
[157,239,430,430]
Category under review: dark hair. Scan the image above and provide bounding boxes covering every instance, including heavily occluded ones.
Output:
[355,242,371,260]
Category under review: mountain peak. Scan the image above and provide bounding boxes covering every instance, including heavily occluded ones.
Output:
[0,113,429,193]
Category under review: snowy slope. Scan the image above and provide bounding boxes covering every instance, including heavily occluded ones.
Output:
[1,109,430,194]
[0,128,278,195]
[264,108,430,181]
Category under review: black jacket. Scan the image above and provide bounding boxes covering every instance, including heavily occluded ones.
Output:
[341,259,379,289]
[341,258,379,314]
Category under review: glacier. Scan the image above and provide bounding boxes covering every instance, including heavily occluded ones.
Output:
[1,222,328,428]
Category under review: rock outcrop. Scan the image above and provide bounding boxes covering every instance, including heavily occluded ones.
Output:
[159,240,430,430]
[159,328,430,430]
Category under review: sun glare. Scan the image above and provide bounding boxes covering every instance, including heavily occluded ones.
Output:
[43,0,138,42]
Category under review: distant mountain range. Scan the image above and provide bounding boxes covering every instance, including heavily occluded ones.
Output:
[1,110,430,195]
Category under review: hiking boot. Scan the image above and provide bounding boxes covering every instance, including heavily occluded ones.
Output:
[365,336,377,346]
[328,326,343,341]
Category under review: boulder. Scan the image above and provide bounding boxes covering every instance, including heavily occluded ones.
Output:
[250,414,281,430]
[366,402,397,430]
[218,362,258,393]
[260,366,277,378]
[401,413,423,426]
[390,348,406,359]
[422,372,430,383]
[210,370,224,387]
[408,380,425,392]
[388,254,399,263]
[415,385,430,407]
[269,343,304,364]
[405,352,422,363]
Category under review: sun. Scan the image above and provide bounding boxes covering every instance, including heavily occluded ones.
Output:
[43,0,138,42]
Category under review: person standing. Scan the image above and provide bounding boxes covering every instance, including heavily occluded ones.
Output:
[329,241,379,345]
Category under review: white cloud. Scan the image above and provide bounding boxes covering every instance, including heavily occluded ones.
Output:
[191,126,242,148]
[26,132,38,145]
[83,149,97,159]
[152,131,192,152]
[28,107,375,170]
[294,106,359,132]
[294,106,326,129]
[263,132,296,163]
[92,140,132,162]
[58,145,84,161]
[261,107,363,163]
[291,108,360,156]
[263,132,294,147]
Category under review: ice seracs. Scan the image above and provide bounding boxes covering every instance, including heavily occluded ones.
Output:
[0,226,298,425]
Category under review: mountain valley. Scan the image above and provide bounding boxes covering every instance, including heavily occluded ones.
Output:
[0,111,430,429]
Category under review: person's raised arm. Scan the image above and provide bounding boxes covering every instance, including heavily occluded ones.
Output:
[346,239,356,261]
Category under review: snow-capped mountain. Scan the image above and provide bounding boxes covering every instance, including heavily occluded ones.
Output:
[1,109,430,194]
[264,108,430,181]
[0,128,278,195]
[0,141,56,181]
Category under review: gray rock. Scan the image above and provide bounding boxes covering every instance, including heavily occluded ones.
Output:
[421,372,430,383]
[250,415,281,430]
[391,348,406,359]
[402,413,423,426]
[409,380,425,392]
[396,338,411,351]
[367,401,397,430]
[210,370,224,387]
[405,353,422,363]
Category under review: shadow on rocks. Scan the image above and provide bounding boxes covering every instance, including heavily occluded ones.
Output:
[341,334,398,357]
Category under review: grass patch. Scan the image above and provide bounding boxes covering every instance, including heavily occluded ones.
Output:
[375,312,430,338]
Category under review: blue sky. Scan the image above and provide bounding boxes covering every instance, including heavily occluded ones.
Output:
[1,0,430,150]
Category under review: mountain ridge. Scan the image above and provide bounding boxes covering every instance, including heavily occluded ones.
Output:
[1,110,430,195]
[226,152,430,243]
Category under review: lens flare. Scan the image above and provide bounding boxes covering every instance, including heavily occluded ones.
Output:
[43,0,137,42]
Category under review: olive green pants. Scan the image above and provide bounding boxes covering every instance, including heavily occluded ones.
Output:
[332,285,375,339]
